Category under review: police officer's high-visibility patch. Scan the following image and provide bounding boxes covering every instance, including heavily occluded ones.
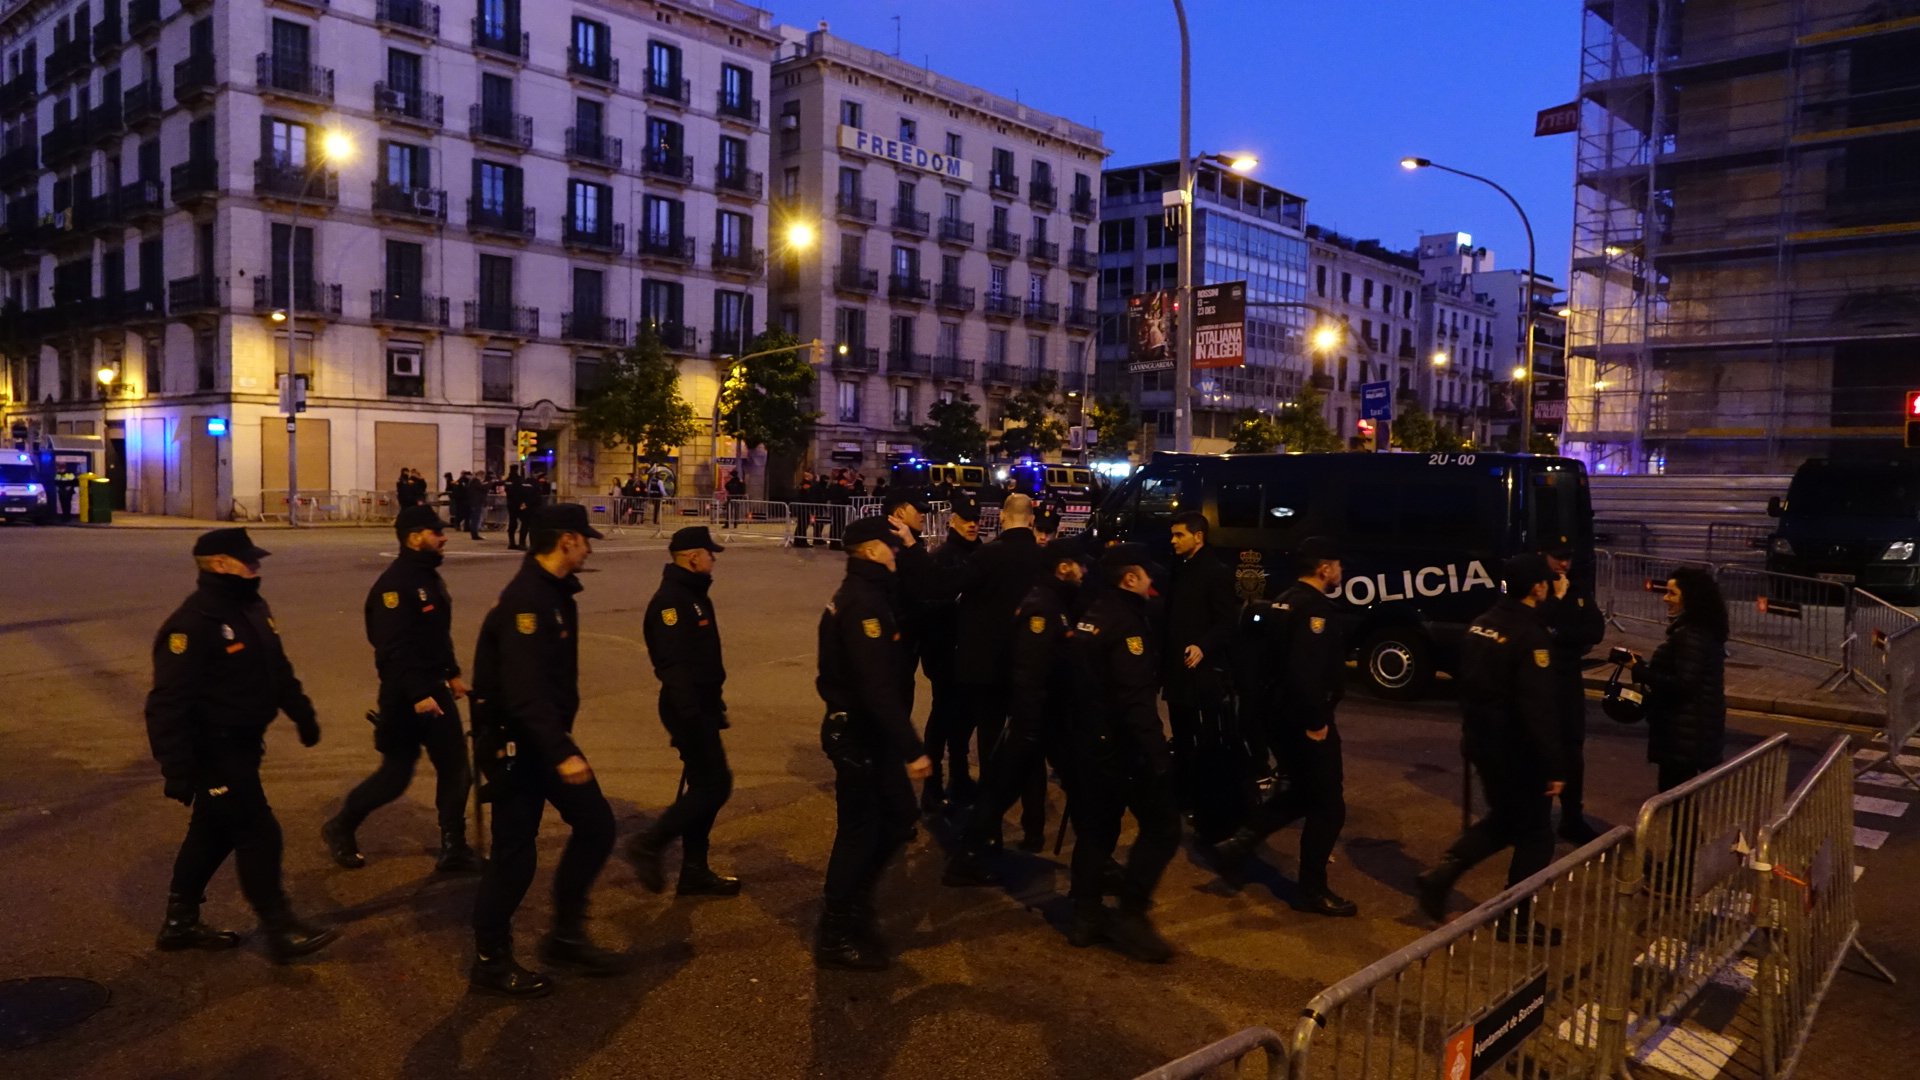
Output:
[1126,635,1144,655]
[1533,649,1550,669]
[862,618,882,639]
[168,633,187,655]
[1309,617,1326,635]
[515,613,537,635]
[382,591,400,609]
[1029,616,1046,634]
[661,608,679,626]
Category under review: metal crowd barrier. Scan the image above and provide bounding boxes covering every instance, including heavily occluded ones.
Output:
[1706,521,1773,565]
[1847,588,1920,694]
[1599,550,1673,629]
[1856,622,1920,789]
[1753,736,1896,1079]
[347,488,400,524]
[1288,828,1636,1080]
[1717,565,1851,678]
[1134,1026,1285,1080]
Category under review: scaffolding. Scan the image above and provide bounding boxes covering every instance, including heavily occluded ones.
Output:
[1566,0,1920,474]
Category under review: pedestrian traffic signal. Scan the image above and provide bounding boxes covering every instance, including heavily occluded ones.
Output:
[809,338,824,365]
[1908,391,1920,448]
[515,430,536,459]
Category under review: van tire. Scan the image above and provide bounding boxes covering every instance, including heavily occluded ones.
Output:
[1360,628,1432,700]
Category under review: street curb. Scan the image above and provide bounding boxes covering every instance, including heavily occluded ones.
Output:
[1582,674,1882,729]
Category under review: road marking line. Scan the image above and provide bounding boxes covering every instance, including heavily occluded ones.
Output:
[1853,794,1910,818]
[1634,1020,1741,1079]
[1856,771,1920,792]
[1855,826,1890,850]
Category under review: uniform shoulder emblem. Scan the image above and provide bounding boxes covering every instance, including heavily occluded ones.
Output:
[382,591,400,609]
[1308,616,1326,634]
[1577,598,1586,608]
[515,612,537,635]
[862,618,882,639]
[1125,635,1144,656]
[1029,615,1046,634]
[1533,648,1550,669]
[167,633,187,655]
[661,607,679,626]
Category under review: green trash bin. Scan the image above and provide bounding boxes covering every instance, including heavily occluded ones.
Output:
[84,477,112,523]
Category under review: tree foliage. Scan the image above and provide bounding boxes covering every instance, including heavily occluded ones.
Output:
[912,394,989,462]
[1086,395,1136,453]
[1275,382,1343,453]
[997,375,1068,458]
[1228,409,1284,453]
[571,329,699,466]
[720,326,819,462]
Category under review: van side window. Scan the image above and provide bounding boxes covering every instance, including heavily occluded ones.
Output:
[1350,481,1479,542]
[1135,474,1190,522]
[1218,482,1263,529]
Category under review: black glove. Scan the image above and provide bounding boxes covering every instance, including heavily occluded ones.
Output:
[297,718,321,747]
[164,777,196,806]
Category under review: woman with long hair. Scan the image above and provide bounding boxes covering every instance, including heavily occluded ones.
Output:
[1633,565,1729,792]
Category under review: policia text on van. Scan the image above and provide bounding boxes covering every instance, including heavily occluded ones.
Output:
[1086,452,1597,698]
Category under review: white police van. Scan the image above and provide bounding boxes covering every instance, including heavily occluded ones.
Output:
[1087,451,1597,698]
[0,451,52,524]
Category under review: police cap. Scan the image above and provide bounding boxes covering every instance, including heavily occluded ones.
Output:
[1539,535,1575,559]
[531,502,605,539]
[193,527,271,562]
[1503,553,1555,593]
[394,504,451,540]
[668,525,726,553]
[1296,536,1339,563]
[843,515,901,550]
[948,499,981,522]
[1044,536,1088,567]
[1035,508,1061,534]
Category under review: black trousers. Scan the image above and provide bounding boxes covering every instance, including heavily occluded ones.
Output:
[505,508,525,547]
[1068,751,1180,910]
[1656,759,1706,793]
[647,692,734,869]
[961,707,1051,848]
[1552,666,1588,819]
[1244,725,1346,891]
[964,682,1043,829]
[472,764,615,954]
[1164,669,1230,807]
[169,746,288,919]
[920,662,967,794]
[338,687,471,838]
[1448,747,1555,890]
[821,718,918,910]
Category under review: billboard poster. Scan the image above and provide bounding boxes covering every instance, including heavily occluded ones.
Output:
[1127,290,1176,374]
[1192,282,1246,370]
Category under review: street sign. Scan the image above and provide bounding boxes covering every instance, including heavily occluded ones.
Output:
[1535,102,1580,137]
[1359,381,1394,422]
[1126,290,1176,374]
[205,417,227,437]
[1192,281,1246,370]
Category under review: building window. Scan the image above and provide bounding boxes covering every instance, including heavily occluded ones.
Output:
[839,99,862,127]
[1340,272,1351,302]
[837,165,861,198]
[892,384,912,426]
[640,278,684,332]
[782,166,800,198]
[386,345,425,398]
[568,179,607,235]
[1315,265,1327,297]
[574,354,602,405]
[988,264,1007,298]
[264,116,309,168]
[646,40,682,92]
[195,329,216,391]
[1027,335,1045,371]
[385,140,429,190]
[713,289,749,352]
[1382,284,1394,311]
[481,349,514,402]
[987,328,1007,367]
[945,131,962,157]
[1027,273,1045,302]
[571,17,609,76]
[837,380,861,422]
[720,63,752,113]
[778,306,799,335]
[1101,219,1135,251]
[898,116,916,144]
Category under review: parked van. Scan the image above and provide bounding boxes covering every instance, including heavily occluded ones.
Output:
[1766,457,1920,600]
[1007,462,1102,510]
[1087,451,1597,698]
[889,460,989,497]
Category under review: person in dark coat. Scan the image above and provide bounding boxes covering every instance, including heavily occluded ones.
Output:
[723,469,747,527]
[448,473,471,535]
[1539,537,1606,842]
[792,469,818,544]
[951,494,1048,834]
[1161,512,1240,811]
[825,470,854,549]
[917,499,982,813]
[504,467,531,550]
[1632,565,1729,792]
[396,469,417,509]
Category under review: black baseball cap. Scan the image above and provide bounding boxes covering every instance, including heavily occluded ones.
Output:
[843,515,902,550]
[1044,536,1088,566]
[1035,508,1061,533]
[193,527,271,562]
[1296,536,1339,563]
[532,503,605,539]
[1503,553,1555,593]
[949,500,981,523]
[668,525,725,554]
[1539,535,1575,559]
[394,504,451,540]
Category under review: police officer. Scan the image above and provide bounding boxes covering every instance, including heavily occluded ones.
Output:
[944,537,1087,885]
[1417,554,1565,943]
[503,466,530,550]
[322,505,482,874]
[145,528,337,962]
[1063,543,1181,962]
[952,493,1047,831]
[917,498,981,814]
[1212,536,1357,917]
[815,514,932,971]
[469,504,622,996]
[1162,511,1240,813]
[1034,506,1061,546]
[1540,537,1605,844]
[627,526,741,898]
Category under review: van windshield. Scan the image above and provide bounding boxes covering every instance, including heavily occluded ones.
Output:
[1788,465,1920,518]
[0,464,34,484]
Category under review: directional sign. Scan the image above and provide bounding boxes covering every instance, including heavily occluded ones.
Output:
[1359,381,1394,422]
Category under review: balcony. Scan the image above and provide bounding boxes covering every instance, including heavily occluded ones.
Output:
[87,97,123,144]
[469,105,532,149]
[1023,299,1059,325]
[638,149,692,183]
[835,192,877,223]
[1068,246,1096,273]
[253,277,342,319]
[982,362,1021,385]
[466,200,535,240]
[92,14,123,61]
[1064,306,1098,332]
[561,312,628,345]
[1026,238,1059,264]
[989,170,1018,197]
[114,287,166,323]
[129,0,161,40]
[1029,180,1056,209]
[170,159,219,204]
[465,301,539,337]
[635,230,694,263]
[986,227,1021,255]
[120,178,166,223]
[255,159,339,205]
[834,264,879,294]
[644,68,690,105]
[938,217,973,246]
[0,69,33,113]
[370,289,449,327]
[40,119,87,168]
[470,18,528,62]
[716,90,760,125]
[711,243,764,276]
[375,83,444,130]
[173,54,216,105]
[639,322,696,351]
[0,142,38,187]
[376,0,439,38]
[122,80,162,129]
[932,355,974,381]
[372,182,447,223]
[714,163,762,199]
[1069,191,1095,220]
[891,206,930,236]
[888,274,930,303]
[565,128,621,169]
[562,218,624,255]
[832,346,879,373]
[75,191,121,234]
[984,293,1020,319]
[167,274,221,315]
[934,282,975,312]
[887,350,934,377]
[257,54,335,106]
[566,47,617,87]
[45,33,92,89]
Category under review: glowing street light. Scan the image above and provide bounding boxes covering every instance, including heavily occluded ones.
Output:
[1512,366,1529,381]
[1225,153,1259,173]
[320,128,355,163]
[1431,351,1449,367]
[784,221,817,250]
[1310,324,1343,352]
[96,365,117,388]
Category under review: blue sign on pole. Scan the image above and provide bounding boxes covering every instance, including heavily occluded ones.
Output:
[1360,382,1394,422]
[205,416,228,437]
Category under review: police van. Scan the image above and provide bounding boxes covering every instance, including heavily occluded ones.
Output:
[889,460,988,496]
[1007,462,1102,511]
[1087,451,1596,698]
[0,450,52,524]
[1765,457,1920,600]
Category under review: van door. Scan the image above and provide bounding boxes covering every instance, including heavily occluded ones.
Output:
[1111,459,1203,553]
[1523,462,1595,572]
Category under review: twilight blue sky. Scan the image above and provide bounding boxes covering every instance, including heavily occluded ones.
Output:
[791,0,1582,289]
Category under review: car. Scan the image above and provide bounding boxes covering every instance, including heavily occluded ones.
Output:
[1766,457,1920,601]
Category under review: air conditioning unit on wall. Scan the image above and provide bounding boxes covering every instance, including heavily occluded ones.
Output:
[390,351,422,377]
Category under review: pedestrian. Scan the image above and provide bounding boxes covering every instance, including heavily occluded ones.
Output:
[825,470,853,549]
[1416,554,1564,943]
[950,494,1047,832]
[792,469,817,544]
[1061,542,1180,962]
[54,464,77,519]
[464,471,486,540]
[648,471,669,525]
[626,526,742,898]
[145,528,337,962]
[322,504,484,875]
[1161,512,1240,818]
[916,498,981,814]
[813,514,932,970]
[395,468,416,509]
[1631,565,1728,792]
[724,468,746,528]
[448,472,471,537]
[1540,537,1605,842]
[468,504,623,996]
[1034,507,1061,546]
[504,466,530,550]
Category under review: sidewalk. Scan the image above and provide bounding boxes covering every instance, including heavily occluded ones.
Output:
[65,514,381,530]
[1585,621,1883,728]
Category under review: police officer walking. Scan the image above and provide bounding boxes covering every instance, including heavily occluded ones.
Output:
[1162,512,1240,812]
[504,466,530,550]
[814,515,932,970]
[1416,554,1565,942]
[469,504,623,996]
[626,526,741,898]
[321,505,482,875]
[1212,536,1358,917]
[1540,537,1605,843]
[145,528,337,962]
[917,498,981,814]
[952,494,1046,831]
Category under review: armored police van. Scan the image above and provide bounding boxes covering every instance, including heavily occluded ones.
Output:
[0,450,52,524]
[1086,451,1596,698]
[1765,457,1920,600]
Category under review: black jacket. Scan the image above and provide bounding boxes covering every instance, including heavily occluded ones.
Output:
[1163,547,1239,679]
[1256,579,1347,734]
[1010,577,1079,732]
[1457,595,1563,780]
[643,563,727,727]
[917,528,979,663]
[1638,619,1727,769]
[472,556,584,765]
[1066,586,1168,776]
[817,557,923,763]
[146,572,316,783]
[1540,577,1606,673]
[365,547,460,707]
[954,526,1047,678]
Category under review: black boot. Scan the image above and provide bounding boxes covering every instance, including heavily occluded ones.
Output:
[470,949,553,998]
[1065,902,1108,948]
[435,832,485,874]
[1105,906,1175,964]
[1210,827,1262,880]
[1415,853,1470,924]
[676,864,742,898]
[539,921,628,977]
[263,910,339,963]
[625,833,666,894]
[155,894,242,952]
[1292,882,1359,918]
[1101,858,1129,897]
[941,848,995,887]
[321,817,364,870]
[813,908,887,971]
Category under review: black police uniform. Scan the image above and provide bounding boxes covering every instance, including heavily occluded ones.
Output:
[145,533,335,960]
[917,519,980,809]
[952,522,1047,809]
[504,474,531,549]
[1162,545,1239,807]
[1539,565,1605,837]
[326,539,478,871]
[469,547,618,987]
[629,555,739,895]
[815,528,924,969]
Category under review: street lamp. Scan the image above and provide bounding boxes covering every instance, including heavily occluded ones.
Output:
[1310,324,1344,353]
[1431,351,1449,367]
[96,366,117,489]
[1512,365,1529,381]
[281,126,354,525]
[783,221,817,251]
[1400,155,1539,449]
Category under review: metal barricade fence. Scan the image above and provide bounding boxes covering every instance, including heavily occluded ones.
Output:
[1136,1027,1285,1080]
[1706,521,1773,565]
[1753,735,1895,1079]
[1288,828,1636,1080]
[784,502,854,548]
[1847,587,1919,693]
[1856,621,1920,788]
[1599,549,1672,629]
[349,488,399,524]
[1716,565,1851,679]
[1617,732,1791,1054]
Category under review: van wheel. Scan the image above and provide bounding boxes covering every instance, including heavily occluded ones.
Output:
[1361,629,1432,700]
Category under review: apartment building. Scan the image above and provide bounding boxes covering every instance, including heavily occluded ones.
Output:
[0,0,776,516]
[1305,226,1424,443]
[769,22,1103,474]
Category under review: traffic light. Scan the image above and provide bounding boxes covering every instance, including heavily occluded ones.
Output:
[515,430,535,459]
[1907,391,1920,448]
[808,338,824,365]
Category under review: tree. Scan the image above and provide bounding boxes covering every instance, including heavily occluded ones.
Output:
[912,394,989,462]
[1086,395,1136,455]
[1275,382,1343,453]
[720,326,820,469]
[997,375,1068,458]
[571,329,699,472]
[1228,409,1284,453]
[1389,403,1436,452]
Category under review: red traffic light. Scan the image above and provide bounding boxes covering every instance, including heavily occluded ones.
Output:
[1908,390,1920,417]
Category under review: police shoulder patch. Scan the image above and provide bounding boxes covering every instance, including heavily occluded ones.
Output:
[661,607,679,626]
[862,618,882,639]
[1029,615,1046,634]
[1309,616,1326,635]
[167,633,187,655]
[515,612,537,635]
[382,591,400,609]
[1533,649,1550,669]
[1125,635,1144,656]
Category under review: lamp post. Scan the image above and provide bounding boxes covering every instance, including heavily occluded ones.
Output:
[282,127,353,526]
[96,366,116,489]
[1400,157,1538,450]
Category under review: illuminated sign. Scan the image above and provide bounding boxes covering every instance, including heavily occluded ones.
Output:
[206,417,228,437]
[837,127,975,182]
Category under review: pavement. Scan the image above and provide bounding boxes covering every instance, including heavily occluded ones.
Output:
[0,527,1913,1079]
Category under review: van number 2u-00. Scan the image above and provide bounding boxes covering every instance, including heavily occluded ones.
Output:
[1426,454,1478,466]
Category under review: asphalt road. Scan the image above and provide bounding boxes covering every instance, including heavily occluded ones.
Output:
[0,525,1912,1079]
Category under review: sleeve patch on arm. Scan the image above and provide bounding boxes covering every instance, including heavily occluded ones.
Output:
[1126,635,1144,655]
[661,608,678,626]
[1534,649,1550,668]
[515,613,537,635]
[168,633,187,654]
[382,591,400,609]
[862,618,882,639]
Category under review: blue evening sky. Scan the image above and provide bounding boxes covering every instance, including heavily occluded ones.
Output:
[790,1,1582,288]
